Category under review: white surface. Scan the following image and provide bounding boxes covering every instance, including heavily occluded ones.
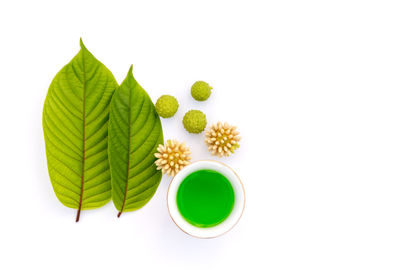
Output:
[0,0,400,269]
[167,161,245,238]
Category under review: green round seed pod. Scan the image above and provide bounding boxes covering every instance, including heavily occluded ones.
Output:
[155,95,179,118]
[182,110,207,133]
[191,81,212,101]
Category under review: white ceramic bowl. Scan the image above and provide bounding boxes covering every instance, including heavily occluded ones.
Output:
[167,160,245,238]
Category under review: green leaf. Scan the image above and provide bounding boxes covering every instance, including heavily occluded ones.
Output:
[109,66,164,217]
[43,39,118,222]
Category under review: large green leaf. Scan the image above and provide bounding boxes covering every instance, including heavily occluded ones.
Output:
[109,66,163,217]
[43,39,118,222]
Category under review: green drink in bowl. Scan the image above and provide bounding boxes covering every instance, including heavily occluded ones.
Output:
[167,160,245,238]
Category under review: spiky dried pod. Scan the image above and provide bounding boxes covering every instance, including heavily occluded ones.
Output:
[205,122,240,157]
[154,139,191,177]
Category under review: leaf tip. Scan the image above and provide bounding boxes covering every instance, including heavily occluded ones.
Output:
[128,65,133,75]
[79,38,87,50]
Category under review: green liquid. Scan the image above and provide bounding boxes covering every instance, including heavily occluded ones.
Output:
[176,169,235,228]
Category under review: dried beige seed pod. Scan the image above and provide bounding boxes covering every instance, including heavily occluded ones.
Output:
[154,139,191,177]
[205,122,240,157]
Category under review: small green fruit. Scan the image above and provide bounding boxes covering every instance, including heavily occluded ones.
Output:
[182,110,207,133]
[191,81,212,101]
[155,95,179,118]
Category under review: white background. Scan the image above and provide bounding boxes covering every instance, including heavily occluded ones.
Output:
[0,0,399,269]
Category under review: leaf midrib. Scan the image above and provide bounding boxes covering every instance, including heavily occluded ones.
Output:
[117,83,133,217]
[76,49,87,222]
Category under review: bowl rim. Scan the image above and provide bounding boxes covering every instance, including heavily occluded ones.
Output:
[167,160,245,239]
